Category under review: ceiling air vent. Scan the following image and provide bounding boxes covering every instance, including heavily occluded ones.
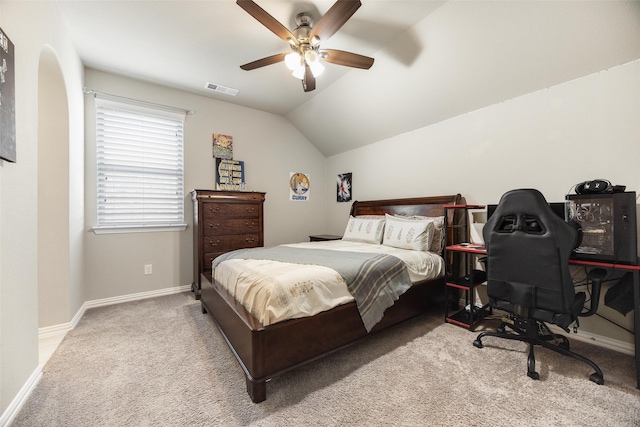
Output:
[205,82,239,96]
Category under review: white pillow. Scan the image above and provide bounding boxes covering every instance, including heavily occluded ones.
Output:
[355,215,385,220]
[427,216,445,253]
[409,215,445,253]
[383,214,435,251]
[342,216,385,244]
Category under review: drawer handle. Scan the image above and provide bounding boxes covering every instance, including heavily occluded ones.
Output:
[245,207,255,213]
[246,237,256,243]
[209,240,220,247]
[208,223,221,230]
[208,206,221,213]
[245,222,256,228]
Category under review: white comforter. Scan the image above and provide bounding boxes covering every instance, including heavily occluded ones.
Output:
[212,240,445,327]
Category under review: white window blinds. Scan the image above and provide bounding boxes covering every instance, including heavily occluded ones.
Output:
[95,98,186,231]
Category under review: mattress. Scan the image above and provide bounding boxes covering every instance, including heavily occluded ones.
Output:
[212,240,445,327]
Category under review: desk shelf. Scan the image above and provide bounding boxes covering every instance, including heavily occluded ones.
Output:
[443,205,489,331]
[446,305,490,329]
[444,255,490,330]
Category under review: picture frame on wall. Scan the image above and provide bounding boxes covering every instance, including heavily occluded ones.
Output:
[0,27,16,163]
[212,133,233,159]
[337,172,352,202]
[289,172,310,202]
[215,158,246,191]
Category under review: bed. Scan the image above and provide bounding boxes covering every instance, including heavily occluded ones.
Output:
[200,194,464,402]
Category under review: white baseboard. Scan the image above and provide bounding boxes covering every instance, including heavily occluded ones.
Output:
[80,284,192,315]
[548,325,635,356]
[38,285,191,339]
[1,284,192,427]
[0,367,42,427]
[38,284,192,340]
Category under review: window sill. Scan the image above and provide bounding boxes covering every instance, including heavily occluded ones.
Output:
[91,224,188,235]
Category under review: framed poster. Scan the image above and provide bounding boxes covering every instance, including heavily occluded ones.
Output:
[212,133,233,159]
[337,172,352,202]
[289,172,310,201]
[0,28,16,163]
[215,158,246,191]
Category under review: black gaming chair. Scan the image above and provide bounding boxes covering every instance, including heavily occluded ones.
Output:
[473,189,604,384]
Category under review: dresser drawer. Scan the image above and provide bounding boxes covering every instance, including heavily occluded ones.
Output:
[203,218,261,236]
[202,202,261,220]
[203,236,261,270]
[203,252,223,272]
[203,234,261,253]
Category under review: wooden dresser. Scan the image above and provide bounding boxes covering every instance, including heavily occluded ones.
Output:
[191,190,265,299]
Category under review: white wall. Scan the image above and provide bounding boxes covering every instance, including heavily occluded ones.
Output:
[0,0,85,420]
[326,60,640,228]
[325,60,640,346]
[83,70,328,301]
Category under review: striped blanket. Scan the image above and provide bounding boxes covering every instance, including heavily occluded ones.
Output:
[212,246,412,331]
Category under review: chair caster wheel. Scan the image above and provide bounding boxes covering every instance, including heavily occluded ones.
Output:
[527,371,540,380]
[497,326,506,334]
[589,373,604,385]
[473,339,483,348]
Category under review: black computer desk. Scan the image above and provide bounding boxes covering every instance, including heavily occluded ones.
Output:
[568,258,640,389]
[449,243,640,390]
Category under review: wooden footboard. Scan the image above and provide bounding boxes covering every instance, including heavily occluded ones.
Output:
[200,272,444,402]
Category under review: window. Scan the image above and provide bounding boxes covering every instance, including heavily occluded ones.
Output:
[94,97,186,233]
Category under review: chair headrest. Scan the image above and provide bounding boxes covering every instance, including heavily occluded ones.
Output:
[484,189,577,244]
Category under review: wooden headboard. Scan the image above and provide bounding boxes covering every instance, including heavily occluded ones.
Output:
[350,194,465,218]
[349,194,467,248]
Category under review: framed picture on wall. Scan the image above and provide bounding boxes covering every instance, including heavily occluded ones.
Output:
[0,27,16,163]
[212,133,233,159]
[215,158,246,191]
[337,172,352,202]
[289,172,310,202]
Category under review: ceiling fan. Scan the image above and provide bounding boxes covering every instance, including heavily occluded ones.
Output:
[237,0,374,92]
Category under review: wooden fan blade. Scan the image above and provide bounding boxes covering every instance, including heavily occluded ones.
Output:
[240,53,287,70]
[321,49,374,69]
[310,0,361,42]
[302,64,316,92]
[237,0,296,42]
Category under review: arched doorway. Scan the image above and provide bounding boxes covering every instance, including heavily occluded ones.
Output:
[37,47,70,334]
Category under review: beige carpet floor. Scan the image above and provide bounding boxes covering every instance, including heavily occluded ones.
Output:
[12,292,640,426]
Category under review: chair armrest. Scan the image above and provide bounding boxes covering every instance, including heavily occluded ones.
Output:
[579,268,606,317]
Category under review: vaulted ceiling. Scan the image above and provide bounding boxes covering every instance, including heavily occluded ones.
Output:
[56,0,640,156]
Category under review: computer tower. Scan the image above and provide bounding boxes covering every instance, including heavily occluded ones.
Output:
[566,191,638,264]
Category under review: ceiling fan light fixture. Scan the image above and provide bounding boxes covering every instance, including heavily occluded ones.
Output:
[238,0,374,92]
[304,49,319,65]
[291,66,305,80]
[284,52,301,70]
[303,49,324,77]
[309,60,324,77]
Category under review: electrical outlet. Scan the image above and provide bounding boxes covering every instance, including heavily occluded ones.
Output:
[144,264,152,275]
